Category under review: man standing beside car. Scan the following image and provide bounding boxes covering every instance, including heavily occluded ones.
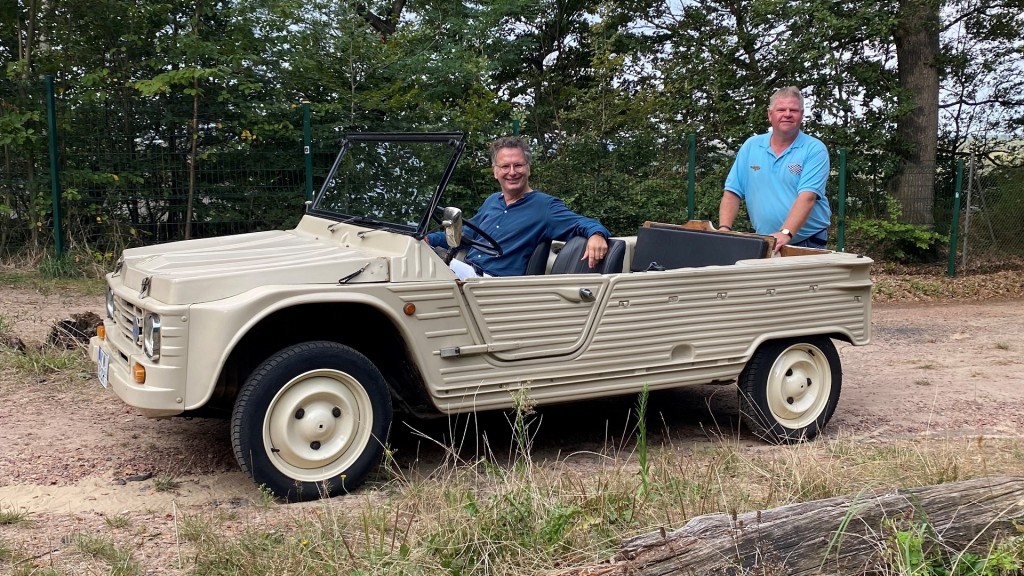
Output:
[428,136,610,278]
[718,86,832,250]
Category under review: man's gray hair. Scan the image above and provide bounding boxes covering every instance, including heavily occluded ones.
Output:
[490,136,532,166]
[769,86,804,110]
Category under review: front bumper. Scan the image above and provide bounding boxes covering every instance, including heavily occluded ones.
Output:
[89,318,188,419]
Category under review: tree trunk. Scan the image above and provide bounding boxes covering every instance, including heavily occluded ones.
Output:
[892,0,941,226]
[552,476,1024,576]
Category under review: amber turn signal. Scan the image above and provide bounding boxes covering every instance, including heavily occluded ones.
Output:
[96,325,106,340]
[403,303,416,316]
[132,362,146,384]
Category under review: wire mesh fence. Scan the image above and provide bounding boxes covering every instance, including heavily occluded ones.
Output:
[960,155,1024,270]
[1,76,340,261]
[3,78,1022,275]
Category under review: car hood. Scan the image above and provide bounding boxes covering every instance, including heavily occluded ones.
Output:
[114,230,388,305]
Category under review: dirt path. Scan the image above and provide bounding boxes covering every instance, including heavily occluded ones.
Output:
[1,287,1022,573]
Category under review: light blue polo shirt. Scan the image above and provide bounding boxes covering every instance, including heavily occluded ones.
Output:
[724,131,831,243]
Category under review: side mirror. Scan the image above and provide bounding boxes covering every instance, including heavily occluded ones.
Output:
[441,207,463,248]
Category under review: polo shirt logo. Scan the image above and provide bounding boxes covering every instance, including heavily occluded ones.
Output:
[750,165,761,171]
[788,164,803,175]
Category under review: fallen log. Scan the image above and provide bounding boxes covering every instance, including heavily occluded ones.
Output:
[553,475,1024,576]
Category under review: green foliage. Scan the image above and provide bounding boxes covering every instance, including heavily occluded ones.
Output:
[0,109,41,147]
[888,522,1023,576]
[37,255,87,279]
[846,218,947,262]
[1,0,1021,261]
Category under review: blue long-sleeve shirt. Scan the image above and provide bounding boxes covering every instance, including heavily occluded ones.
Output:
[427,190,610,276]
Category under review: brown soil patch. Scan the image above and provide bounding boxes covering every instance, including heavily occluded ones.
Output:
[1,272,1022,574]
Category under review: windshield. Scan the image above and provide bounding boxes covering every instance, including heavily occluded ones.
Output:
[309,133,465,236]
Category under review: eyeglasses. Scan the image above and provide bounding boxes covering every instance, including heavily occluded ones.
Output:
[495,163,528,173]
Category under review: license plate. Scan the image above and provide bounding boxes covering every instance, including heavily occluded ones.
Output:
[97,346,110,388]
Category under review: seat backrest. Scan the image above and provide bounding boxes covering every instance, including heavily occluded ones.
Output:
[629,225,769,272]
[550,236,626,274]
[524,239,552,275]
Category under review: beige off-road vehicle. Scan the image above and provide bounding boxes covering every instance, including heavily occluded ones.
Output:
[90,132,872,501]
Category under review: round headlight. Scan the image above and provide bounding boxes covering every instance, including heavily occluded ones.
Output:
[143,313,161,360]
[105,288,116,320]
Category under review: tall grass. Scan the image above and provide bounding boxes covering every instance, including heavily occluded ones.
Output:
[0,347,1021,575]
[164,393,1024,576]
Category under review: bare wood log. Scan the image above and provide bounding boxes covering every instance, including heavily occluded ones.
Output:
[553,476,1024,576]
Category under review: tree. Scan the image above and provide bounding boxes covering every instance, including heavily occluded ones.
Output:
[939,0,1024,162]
[891,0,941,226]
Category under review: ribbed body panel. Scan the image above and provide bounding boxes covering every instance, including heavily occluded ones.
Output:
[398,256,871,413]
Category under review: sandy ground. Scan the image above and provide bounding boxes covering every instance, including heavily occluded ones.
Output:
[0,285,1022,573]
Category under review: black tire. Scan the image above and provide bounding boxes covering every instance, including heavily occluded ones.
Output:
[231,341,392,501]
[737,336,841,444]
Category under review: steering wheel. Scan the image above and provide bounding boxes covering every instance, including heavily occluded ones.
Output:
[431,208,504,258]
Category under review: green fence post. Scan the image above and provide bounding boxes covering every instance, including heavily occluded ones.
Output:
[837,148,847,252]
[45,75,64,257]
[947,159,964,277]
[686,133,696,221]
[302,101,313,202]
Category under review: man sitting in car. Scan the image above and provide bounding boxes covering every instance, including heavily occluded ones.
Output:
[427,136,610,278]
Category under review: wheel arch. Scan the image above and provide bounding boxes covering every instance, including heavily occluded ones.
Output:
[744,329,853,361]
[191,301,435,419]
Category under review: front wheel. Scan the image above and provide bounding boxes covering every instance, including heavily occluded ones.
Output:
[231,341,392,501]
[737,336,841,444]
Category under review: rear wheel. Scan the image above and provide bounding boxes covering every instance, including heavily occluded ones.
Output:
[738,336,841,443]
[231,341,392,501]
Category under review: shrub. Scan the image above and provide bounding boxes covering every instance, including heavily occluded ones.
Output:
[845,218,946,263]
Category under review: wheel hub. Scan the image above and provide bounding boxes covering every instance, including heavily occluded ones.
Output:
[262,369,373,481]
[294,401,340,445]
[767,344,831,429]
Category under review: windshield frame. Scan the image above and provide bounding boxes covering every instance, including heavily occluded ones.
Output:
[307,132,466,239]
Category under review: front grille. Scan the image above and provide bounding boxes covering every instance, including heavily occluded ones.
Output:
[114,295,144,350]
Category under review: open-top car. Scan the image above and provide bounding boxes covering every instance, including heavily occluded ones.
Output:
[90,132,872,501]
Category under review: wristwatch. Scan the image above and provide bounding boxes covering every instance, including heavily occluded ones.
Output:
[780,228,793,238]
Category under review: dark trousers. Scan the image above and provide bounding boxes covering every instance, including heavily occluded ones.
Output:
[791,229,828,249]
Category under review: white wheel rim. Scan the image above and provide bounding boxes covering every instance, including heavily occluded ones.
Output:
[765,343,832,430]
[262,369,373,483]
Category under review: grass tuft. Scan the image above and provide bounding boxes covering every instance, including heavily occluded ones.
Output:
[5,346,91,376]
[104,514,131,529]
[154,475,181,492]
[0,505,31,526]
[73,533,141,576]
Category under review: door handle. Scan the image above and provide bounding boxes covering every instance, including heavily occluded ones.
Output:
[553,287,597,303]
